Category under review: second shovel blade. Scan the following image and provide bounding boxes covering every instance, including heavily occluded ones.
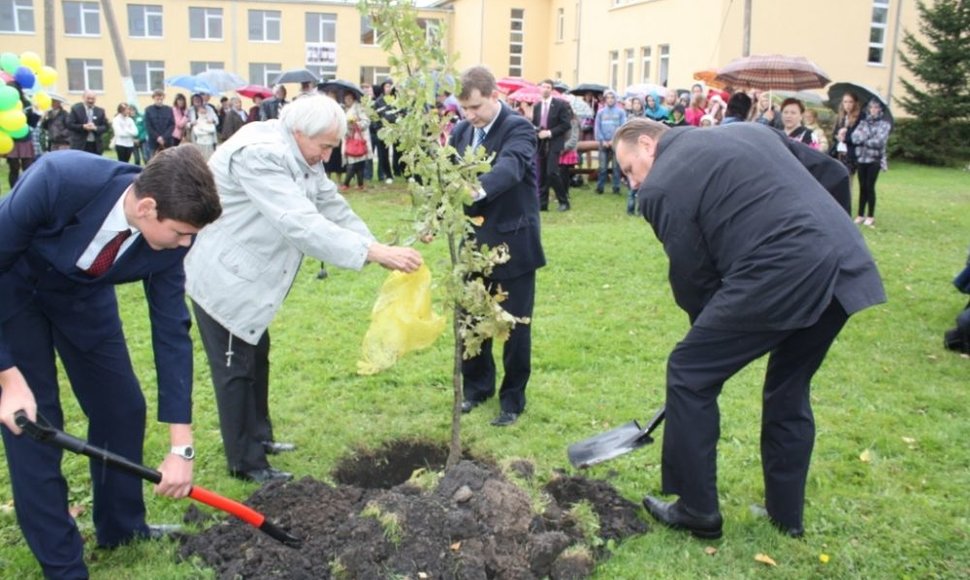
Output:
[567,420,654,468]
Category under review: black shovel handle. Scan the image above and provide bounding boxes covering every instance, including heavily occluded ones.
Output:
[13,411,302,549]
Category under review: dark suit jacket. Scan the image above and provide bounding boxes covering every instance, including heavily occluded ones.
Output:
[0,151,195,423]
[451,103,546,281]
[532,97,572,155]
[639,122,885,332]
[144,103,175,147]
[259,97,287,121]
[66,102,108,152]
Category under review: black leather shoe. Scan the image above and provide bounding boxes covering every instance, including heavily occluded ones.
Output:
[316,268,329,280]
[146,524,182,541]
[460,400,482,414]
[539,205,549,212]
[642,496,723,539]
[557,203,570,212]
[230,467,293,484]
[768,516,805,538]
[262,441,296,455]
[490,411,519,427]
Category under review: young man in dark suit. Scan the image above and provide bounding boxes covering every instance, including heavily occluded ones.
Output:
[532,79,573,211]
[0,147,221,578]
[613,119,885,540]
[66,90,109,154]
[451,66,546,427]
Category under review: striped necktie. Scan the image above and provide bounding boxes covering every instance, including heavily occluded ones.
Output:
[84,230,132,277]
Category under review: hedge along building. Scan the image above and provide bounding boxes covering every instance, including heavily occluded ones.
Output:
[0,0,923,116]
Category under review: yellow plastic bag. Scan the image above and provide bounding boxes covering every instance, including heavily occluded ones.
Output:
[357,263,445,375]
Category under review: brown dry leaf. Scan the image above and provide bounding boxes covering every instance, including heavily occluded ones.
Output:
[450,541,461,552]
[704,546,718,556]
[470,216,485,226]
[859,448,873,463]
[68,504,86,519]
[754,553,777,566]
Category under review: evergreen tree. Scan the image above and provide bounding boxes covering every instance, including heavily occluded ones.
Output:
[895,0,970,165]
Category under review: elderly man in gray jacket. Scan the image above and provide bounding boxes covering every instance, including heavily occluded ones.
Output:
[185,95,422,484]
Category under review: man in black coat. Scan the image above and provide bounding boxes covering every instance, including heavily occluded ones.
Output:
[259,85,288,121]
[450,66,546,427]
[144,89,175,161]
[67,90,108,154]
[612,119,886,539]
[532,79,572,211]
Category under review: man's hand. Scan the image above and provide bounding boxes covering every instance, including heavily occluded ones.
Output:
[538,129,552,140]
[0,367,36,435]
[154,453,193,498]
[367,243,423,273]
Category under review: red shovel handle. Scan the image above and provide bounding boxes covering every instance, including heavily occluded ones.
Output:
[189,486,265,527]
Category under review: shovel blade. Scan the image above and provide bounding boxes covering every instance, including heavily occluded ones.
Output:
[567,420,655,468]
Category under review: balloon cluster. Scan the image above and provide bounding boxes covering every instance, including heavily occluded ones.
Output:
[0,51,59,155]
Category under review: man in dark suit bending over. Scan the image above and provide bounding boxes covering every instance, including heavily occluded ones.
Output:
[0,147,221,578]
[532,79,572,211]
[612,119,885,540]
[450,66,546,427]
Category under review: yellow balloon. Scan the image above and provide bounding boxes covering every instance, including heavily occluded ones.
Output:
[33,91,51,111]
[0,131,13,155]
[37,65,57,87]
[19,51,42,73]
[0,108,26,132]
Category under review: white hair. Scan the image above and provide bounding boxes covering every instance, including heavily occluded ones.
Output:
[279,94,347,139]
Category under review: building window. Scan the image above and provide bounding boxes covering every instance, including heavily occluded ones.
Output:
[249,62,281,87]
[658,44,670,86]
[67,58,103,92]
[625,48,635,87]
[418,18,440,44]
[127,4,162,38]
[360,66,391,87]
[130,60,164,93]
[249,9,280,42]
[868,0,889,64]
[609,50,618,90]
[306,12,336,43]
[190,61,223,75]
[640,47,652,83]
[0,0,35,33]
[360,15,379,46]
[556,8,564,42]
[509,8,524,77]
[64,1,100,36]
[189,6,222,40]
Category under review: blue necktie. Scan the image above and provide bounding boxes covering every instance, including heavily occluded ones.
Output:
[472,127,485,149]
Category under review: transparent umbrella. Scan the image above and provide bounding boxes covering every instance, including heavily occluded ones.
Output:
[194,69,246,92]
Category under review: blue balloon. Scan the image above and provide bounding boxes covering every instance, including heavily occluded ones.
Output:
[14,65,35,89]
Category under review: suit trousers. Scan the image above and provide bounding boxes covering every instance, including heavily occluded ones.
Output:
[1,299,149,579]
[537,142,568,207]
[462,271,536,414]
[192,302,274,473]
[661,299,848,529]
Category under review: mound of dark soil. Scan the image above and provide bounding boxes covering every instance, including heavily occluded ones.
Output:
[179,441,647,579]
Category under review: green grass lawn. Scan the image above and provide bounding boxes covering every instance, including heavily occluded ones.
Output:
[0,158,968,578]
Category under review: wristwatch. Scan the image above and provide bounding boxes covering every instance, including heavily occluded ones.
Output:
[170,445,195,460]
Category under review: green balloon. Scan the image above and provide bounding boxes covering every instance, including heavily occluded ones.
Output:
[9,124,29,139]
[0,85,19,110]
[0,52,19,75]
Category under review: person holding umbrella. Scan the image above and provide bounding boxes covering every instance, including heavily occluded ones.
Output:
[850,99,893,227]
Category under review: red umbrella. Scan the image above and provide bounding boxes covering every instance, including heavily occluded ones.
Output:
[497,76,535,94]
[713,55,830,91]
[236,84,273,99]
[507,86,567,104]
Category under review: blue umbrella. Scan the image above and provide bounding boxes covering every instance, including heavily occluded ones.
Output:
[165,75,217,94]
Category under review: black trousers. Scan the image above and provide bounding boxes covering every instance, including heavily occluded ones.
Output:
[462,271,536,414]
[192,302,274,473]
[857,162,879,217]
[537,143,568,207]
[661,299,848,529]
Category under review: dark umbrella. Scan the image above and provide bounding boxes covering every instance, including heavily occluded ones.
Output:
[273,68,320,85]
[552,80,570,93]
[569,82,610,96]
[827,82,893,124]
[317,79,363,99]
[714,54,830,91]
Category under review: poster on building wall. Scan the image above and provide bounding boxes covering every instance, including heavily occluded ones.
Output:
[306,43,337,67]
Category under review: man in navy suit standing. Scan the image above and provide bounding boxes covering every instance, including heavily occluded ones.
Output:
[0,146,221,578]
[67,90,109,154]
[450,66,546,427]
[532,79,572,211]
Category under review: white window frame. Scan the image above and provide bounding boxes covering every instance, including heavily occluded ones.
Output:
[640,46,652,83]
[249,62,281,88]
[306,12,336,43]
[360,66,391,87]
[868,0,890,65]
[190,61,223,75]
[360,14,379,46]
[130,59,165,94]
[64,1,100,37]
[658,44,670,86]
[556,7,564,42]
[248,9,281,43]
[189,6,222,41]
[509,8,524,77]
[67,58,103,92]
[609,50,619,91]
[418,18,440,44]
[0,0,35,33]
[127,4,162,38]
[625,48,635,87]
